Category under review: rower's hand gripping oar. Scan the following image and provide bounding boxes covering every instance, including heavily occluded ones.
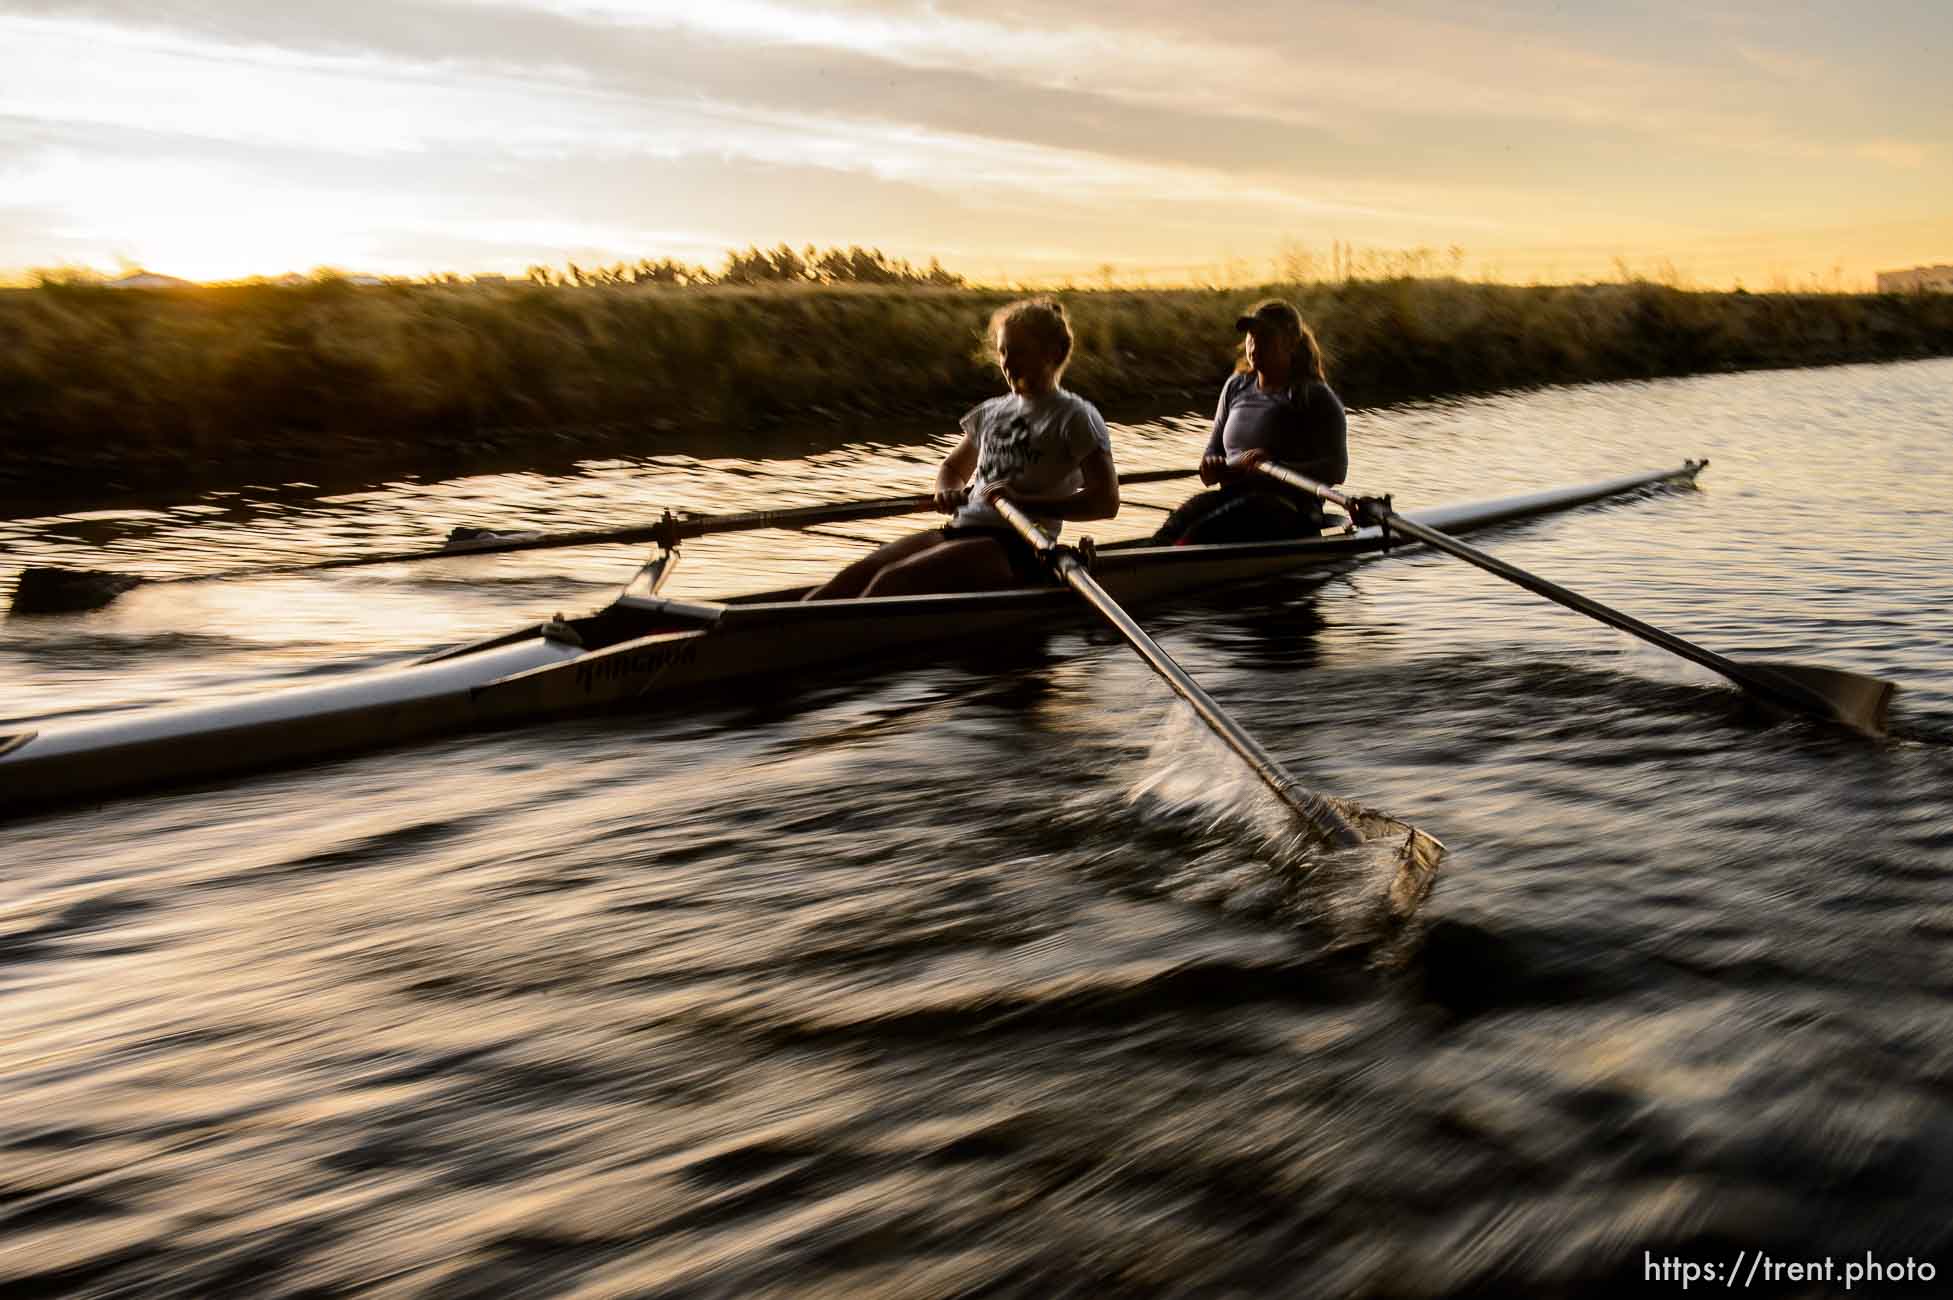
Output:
[10,468,1203,615]
[991,496,1445,919]
[1254,460,1896,738]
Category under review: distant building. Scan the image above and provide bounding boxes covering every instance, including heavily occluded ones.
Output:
[1876,264,1953,293]
[104,271,195,290]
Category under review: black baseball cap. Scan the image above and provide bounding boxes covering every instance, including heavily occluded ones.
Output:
[1234,299,1304,335]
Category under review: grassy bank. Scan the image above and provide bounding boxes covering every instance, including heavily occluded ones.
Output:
[4,278,1951,503]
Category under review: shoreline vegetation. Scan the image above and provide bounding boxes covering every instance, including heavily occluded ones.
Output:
[4,262,1952,507]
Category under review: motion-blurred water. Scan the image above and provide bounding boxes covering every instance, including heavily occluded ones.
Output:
[2,358,1950,1297]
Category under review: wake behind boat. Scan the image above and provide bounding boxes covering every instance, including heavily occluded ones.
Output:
[1,463,1704,818]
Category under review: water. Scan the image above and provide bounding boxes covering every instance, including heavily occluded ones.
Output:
[2,359,1950,1296]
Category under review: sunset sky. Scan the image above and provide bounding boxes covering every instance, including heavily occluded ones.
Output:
[3,0,1948,288]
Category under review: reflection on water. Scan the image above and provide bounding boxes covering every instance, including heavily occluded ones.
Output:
[1,359,1951,1295]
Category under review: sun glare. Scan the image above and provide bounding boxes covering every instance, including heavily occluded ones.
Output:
[35,159,413,282]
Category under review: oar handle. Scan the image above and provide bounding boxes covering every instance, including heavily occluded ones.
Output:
[1252,462,1369,520]
[1252,461,1848,727]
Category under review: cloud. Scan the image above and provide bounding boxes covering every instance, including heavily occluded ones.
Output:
[0,109,1335,278]
[3,0,1883,168]
[3,2,1830,228]
[4,0,1949,283]
[1,9,1524,225]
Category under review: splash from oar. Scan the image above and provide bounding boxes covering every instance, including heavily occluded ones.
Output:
[993,497,1443,920]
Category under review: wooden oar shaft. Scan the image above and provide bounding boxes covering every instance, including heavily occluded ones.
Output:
[659,467,1198,545]
[13,467,1203,614]
[1254,461,1844,723]
[993,498,1364,847]
[27,489,973,589]
[115,470,1199,573]
[196,490,962,577]
[288,466,1198,564]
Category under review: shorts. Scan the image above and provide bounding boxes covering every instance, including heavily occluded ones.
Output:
[1150,484,1324,546]
[939,525,1048,583]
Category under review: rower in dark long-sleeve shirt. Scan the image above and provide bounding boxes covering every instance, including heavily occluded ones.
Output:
[1153,299,1349,545]
[1203,370,1347,489]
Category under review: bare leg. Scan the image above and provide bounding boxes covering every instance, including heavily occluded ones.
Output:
[861,538,1019,597]
[802,530,943,601]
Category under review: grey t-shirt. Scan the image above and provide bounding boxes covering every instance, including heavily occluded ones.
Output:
[1202,373,1348,488]
[952,388,1112,535]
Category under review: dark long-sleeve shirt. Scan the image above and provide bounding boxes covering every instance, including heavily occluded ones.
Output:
[1202,373,1349,488]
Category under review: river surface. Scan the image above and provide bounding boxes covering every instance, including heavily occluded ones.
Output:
[1,358,1950,1297]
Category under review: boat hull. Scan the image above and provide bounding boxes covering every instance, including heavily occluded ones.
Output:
[0,463,1702,817]
[0,638,584,815]
[473,465,1705,718]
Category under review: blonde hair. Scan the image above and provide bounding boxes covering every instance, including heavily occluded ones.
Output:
[988,296,1073,365]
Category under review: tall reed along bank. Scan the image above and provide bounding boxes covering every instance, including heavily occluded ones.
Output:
[4,277,1952,503]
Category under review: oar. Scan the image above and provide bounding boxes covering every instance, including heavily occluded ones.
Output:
[1254,461,1896,737]
[992,497,1445,918]
[11,468,1202,615]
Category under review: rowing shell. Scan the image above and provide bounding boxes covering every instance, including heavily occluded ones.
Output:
[0,463,1704,817]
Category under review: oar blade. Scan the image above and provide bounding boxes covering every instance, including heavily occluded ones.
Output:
[1254,458,1901,745]
[1322,794,1447,921]
[1743,660,1896,739]
[10,567,143,616]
